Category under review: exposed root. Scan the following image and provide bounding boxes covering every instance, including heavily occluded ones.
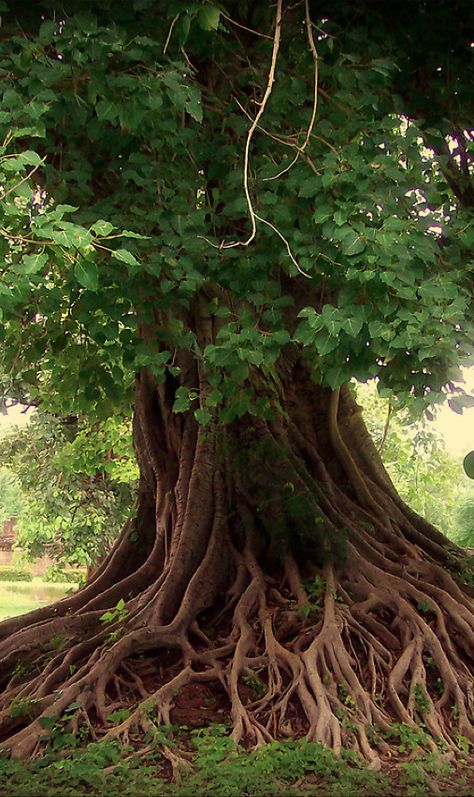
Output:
[0,374,473,766]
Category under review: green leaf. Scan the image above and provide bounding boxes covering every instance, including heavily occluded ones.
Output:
[320,305,342,335]
[99,611,115,624]
[111,249,140,267]
[194,408,212,425]
[51,223,93,249]
[198,5,221,30]
[342,231,366,257]
[341,316,363,337]
[369,320,388,338]
[74,260,99,291]
[38,716,56,730]
[325,365,348,389]
[314,331,339,356]
[463,451,474,479]
[107,708,132,724]
[18,252,48,274]
[185,91,203,123]
[91,220,114,236]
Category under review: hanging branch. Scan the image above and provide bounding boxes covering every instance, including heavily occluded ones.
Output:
[263,0,319,182]
[199,1,312,277]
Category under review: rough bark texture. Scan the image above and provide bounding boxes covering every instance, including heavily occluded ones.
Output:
[0,353,473,769]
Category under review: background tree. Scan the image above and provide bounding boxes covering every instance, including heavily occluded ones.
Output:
[0,0,473,766]
[0,413,138,571]
[453,490,474,548]
[356,381,465,539]
[0,467,22,527]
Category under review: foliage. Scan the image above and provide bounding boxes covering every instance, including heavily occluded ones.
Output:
[0,466,22,525]
[0,567,31,582]
[1,719,469,797]
[384,722,431,753]
[99,597,128,625]
[452,489,474,547]
[356,381,465,536]
[0,2,471,425]
[0,722,390,797]
[0,412,138,568]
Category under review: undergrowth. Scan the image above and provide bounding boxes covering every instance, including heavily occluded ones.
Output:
[1,719,472,797]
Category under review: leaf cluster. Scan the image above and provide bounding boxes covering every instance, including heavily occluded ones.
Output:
[0,1,471,421]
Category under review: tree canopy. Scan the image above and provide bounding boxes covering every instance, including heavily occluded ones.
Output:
[0,1,472,420]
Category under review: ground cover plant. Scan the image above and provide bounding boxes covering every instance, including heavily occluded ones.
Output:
[0,0,473,779]
[1,721,473,797]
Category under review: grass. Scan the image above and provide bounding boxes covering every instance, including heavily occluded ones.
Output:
[0,574,72,621]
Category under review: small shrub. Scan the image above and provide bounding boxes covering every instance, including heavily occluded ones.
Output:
[0,567,32,582]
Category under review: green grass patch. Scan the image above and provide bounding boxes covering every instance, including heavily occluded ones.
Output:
[0,577,72,621]
[0,567,32,582]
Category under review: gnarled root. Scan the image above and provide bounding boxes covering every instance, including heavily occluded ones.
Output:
[0,381,473,765]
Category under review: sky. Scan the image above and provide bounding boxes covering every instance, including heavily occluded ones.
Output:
[0,403,31,433]
[430,367,474,458]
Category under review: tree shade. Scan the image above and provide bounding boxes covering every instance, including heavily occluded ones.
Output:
[0,1,473,766]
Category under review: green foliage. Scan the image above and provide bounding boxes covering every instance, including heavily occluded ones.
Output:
[385,722,431,753]
[452,488,474,547]
[176,725,387,797]
[4,719,474,796]
[356,381,464,537]
[0,567,31,582]
[0,466,22,524]
[0,412,137,568]
[241,670,266,698]
[400,752,453,796]
[0,1,470,427]
[412,684,430,714]
[9,696,39,720]
[99,597,128,625]
[446,551,474,585]
[0,724,391,797]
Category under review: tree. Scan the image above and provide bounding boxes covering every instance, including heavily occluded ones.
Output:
[0,467,22,527]
[0,413,137,570]
[356,382,464,538]
[453,490,474,548]
[0,0,473,765]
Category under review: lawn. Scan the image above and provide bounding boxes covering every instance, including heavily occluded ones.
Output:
[0,577,72,621]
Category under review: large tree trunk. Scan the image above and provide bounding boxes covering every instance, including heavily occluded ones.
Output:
[0,349,473,768]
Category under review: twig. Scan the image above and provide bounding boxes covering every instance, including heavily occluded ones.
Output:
[163,13,179,56]
[1,158,46,200]
[228,0,283,249]
[263,0,319,182]
[199,1,310,278]
[377,402,393,455]
[233,96,300,149]
[221,13,273,40]
[254,213,310,276]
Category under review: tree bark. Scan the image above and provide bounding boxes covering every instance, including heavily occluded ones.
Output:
[0,352,473,767]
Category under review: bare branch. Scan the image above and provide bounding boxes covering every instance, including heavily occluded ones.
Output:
[263,0,319,182]
[221,13,273,41]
